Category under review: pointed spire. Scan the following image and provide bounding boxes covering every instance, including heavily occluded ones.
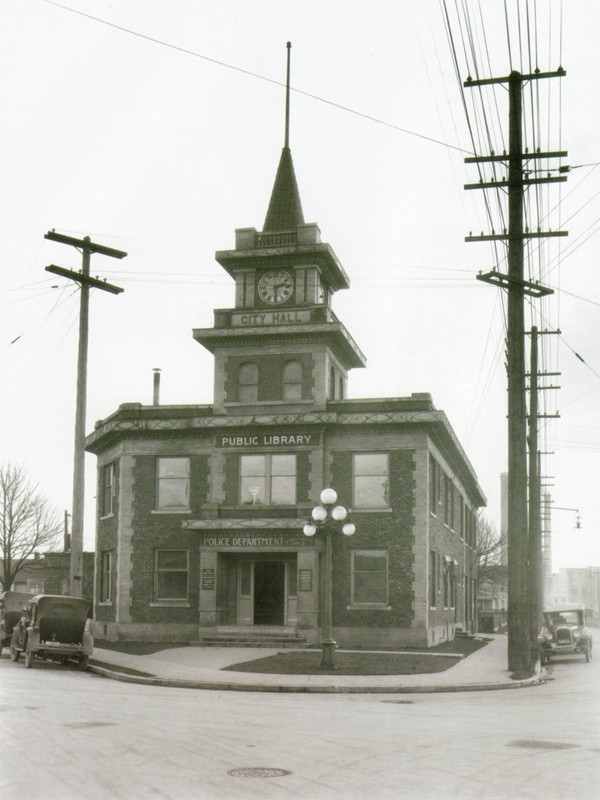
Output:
[262,42,305,232]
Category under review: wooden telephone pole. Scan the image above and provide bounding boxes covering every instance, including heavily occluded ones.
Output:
[45,231,126,597]
[464,69,566,674]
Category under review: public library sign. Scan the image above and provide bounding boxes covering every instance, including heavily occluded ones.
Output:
[217,431,314,448]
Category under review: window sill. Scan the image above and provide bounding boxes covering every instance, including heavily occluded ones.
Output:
[98,601,113,607]
[346,605,391,611]
[150,602,191,608]
[100,513,114,521]
[352,507,392,514]
[151,509,192,515]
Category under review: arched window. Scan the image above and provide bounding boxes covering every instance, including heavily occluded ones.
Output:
[238,362,258,402]
[338,376,344,399]
[282,360,302,400]
[329,366,335,399]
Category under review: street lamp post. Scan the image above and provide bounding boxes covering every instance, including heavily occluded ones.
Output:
[303,488,355,668]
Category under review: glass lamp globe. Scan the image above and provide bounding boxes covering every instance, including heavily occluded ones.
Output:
[312,505,327,522]
[342,522,356,536]
[303,523,317,537]
[320,488,338,506]
[332,505,347,521]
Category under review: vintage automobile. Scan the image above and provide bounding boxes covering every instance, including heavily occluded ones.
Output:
[0,590,35,657]
[539,603,593,664]
[9,594,93,670]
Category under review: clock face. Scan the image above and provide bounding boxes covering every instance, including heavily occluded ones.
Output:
[257,270,294,305]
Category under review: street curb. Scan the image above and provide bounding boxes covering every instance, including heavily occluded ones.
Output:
[88,663,546,694]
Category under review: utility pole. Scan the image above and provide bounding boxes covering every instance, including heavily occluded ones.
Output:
[45,231,126,597]
[527,329,560,650]
[464,67,566,674]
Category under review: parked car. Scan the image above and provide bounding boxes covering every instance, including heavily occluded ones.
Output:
[0,591,35,657]
[539,604,593,664]
[9,594,93,670]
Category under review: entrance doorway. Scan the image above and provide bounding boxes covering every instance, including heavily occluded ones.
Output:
[236,558,288,626]
[254,561,285,625]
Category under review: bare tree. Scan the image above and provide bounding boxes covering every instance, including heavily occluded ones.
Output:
[476,513,506,571]
[476,513,508,609]
[0,463,62,591]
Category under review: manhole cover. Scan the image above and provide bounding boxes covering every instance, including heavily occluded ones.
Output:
[228,768,291,778]
[509,740,577,750]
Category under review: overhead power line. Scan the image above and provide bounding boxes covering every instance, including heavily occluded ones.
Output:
[43,0,469,154]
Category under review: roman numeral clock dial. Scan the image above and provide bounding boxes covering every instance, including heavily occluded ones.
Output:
[257,270,294,305]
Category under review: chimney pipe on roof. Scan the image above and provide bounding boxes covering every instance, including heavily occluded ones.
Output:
[153,368,161,406]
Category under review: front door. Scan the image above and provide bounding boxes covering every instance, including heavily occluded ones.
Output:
[253,561,285,626]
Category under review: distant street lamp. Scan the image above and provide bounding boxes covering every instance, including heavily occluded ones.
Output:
[303,488,355,668]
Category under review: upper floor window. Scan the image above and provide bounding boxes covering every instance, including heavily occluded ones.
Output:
[154,549,188,601]
[429,454,439,515]
[240,454,296,505]
[238,362,258,402]
[156,457,190,510]
[353,453,389,508]
[101,462,115,517]
[351,550,388,605]
[282,360,302,400]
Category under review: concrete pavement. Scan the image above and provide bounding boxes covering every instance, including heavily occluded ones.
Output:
[89,633,545,693]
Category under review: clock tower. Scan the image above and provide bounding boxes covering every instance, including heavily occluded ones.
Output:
[193,48,365,414]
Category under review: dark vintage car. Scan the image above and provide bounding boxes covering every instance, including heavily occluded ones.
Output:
[539,604,593,664]
[0,591,35,657]
[9,594,93,670]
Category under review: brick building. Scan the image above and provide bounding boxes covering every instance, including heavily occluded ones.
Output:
[86,133,485,648]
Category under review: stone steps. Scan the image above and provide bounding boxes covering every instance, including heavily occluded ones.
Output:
[194,629,308,648]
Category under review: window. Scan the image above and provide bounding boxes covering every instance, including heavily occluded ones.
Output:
[353,453,389,508]
[429,550,437,607]
[240,454,296,505]
[155,550,188,601]
[351,550,388,605]
[282,360,302,400]
[156,457,190,510]
[101,463,115,517]
[100,551,112,602]
[429,454,439,514]
[338,376,344,399]
[329,366,335,399]
[444,475,454,528]
[238,362,258,402]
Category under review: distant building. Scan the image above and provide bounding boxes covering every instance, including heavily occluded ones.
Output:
[86,103,485,648]
[550,567,600,616]
[0,552,94,601]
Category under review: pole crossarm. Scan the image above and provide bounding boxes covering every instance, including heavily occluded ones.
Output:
[45,230,127,259]
[466,231,567,242]
[465,176,567,190]
[45,265,124,294]
[464,68,566,88]
[476,271,554,297]
[465,151,568,164]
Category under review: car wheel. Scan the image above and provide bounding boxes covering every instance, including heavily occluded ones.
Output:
[79,656,89,671]
[9,645,20,662]
[25,643,35,669]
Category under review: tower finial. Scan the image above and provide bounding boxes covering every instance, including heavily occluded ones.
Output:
[285,41,291,149]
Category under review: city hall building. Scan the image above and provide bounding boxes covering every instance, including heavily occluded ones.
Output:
[86,136,485,648]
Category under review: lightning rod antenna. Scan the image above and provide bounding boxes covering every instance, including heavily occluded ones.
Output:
[285,41,291,149]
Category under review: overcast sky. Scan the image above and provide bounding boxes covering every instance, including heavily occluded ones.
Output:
[1,0,599,571]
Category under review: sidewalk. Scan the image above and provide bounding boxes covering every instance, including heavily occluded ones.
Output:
[89,634,545,694]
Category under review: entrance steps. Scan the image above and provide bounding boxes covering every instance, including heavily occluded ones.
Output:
[195,627,308,648]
